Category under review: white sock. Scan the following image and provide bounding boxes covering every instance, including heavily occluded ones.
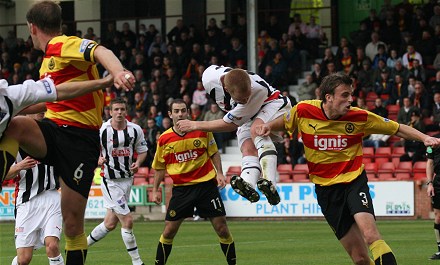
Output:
[11,256,18,265]
[48,254,64,265]
[121,228,143,264]
[87,222,110,246]
[240,156,261,189]
[254,136,278,184]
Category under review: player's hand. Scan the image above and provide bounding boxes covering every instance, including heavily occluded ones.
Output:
[152,190,162,205]
[427,183,435,197]
[176,119,196,133]
[17,156,38,170]
[101,74,114,88]
[424,137,440,148]
[114,70,134,91]
[97,156,106,166]
[130,163,139,174]
[255,124,271,137]
[216,173,226,189]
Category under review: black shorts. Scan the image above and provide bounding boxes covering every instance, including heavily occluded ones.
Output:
[37,119,100,198]
[166,179,226,221]
[315,171,375,240]
[432,176,440,209]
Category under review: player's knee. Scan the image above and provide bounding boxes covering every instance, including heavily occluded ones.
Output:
[17,253,32,265]
[215,223,230,238]
[45,239,60,257]
[121,215,134,229]
[240,139,257,156]
[105,222,117,231]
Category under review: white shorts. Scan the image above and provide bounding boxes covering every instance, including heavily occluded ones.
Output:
[14,190,62,249]
[101,177,133,215]
[237,98,291,147]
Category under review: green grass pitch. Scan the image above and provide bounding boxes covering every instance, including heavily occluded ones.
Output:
[0,219,436,264]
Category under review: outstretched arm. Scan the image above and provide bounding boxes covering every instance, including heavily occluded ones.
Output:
[94,46,134,91]
[56,74,113,101]
[177,119,238,133]
[395,124,440,147]
[255,115,286,136]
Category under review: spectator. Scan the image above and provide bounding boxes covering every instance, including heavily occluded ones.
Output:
[290,27,309,71]
[353,46,368,73]
[390,74,408,105]
[148,34,167,57]
[268,52,287,87]
[386,49,401,69]
[102,22,120,47]
[321,47,340,74]
[363,134,390,149]
[265,15,284,41]
[163,68,180,99]
[402,43,423,70]
[390,59,409,81]
[431,70,440,94]
[400,109,426,164]
[121,22,137,45]
[145,24,159,48]
[372,44,388,69]
[228,37,247,68]
[167,19,189,44]
[365,32,387,61]
[410,81,432,117]
[192,81,208,108]
[380,17,401,51]
[83,27,97,41]
[311,62,324,86]
[410,59,426,83]
[371,97,389,117]
[288,13,307,37]
[203,102,228,152]
[340,46,354,75]
[144,118,160,167]
[395,6,412,32]
[357,59,374,93]
[304,15,324,59]
[355,97,368,110]
[374,68,393,104]
[397,97,416,124]
[189,103,204,121]
[430,5,440,30]
[362,8,380,32]
[297,74,317,101]
[427,92,440,132]
[335,36,355,61]
[349,21,371,49]
[282,39,301,85]
[416,29,436,67]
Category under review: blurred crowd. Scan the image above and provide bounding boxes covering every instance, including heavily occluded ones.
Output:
[2,0,440,167]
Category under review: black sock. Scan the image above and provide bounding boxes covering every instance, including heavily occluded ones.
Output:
[220,241,236,265]
[155,242,172,265]
[374,252,397,265]
[65,249,87,265]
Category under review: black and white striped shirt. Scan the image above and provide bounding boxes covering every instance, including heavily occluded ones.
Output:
[15,150,59,206]
[100,119,148,179]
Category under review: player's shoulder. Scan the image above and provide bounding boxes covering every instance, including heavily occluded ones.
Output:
[100,119,112,130]
[202,65,229,83]
[127,120,143,131]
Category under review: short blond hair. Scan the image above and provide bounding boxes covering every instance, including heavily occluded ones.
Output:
[224,69,251,94]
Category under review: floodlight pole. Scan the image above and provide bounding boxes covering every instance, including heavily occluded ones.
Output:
[246,0,257,72]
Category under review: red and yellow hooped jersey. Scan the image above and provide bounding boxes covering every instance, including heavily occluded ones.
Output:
[152,129,218,185]
[40,35,103,130]
[285,100,399,186]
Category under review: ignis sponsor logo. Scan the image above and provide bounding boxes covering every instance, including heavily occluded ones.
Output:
[313,135,348,151]
[174,150,198,162]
